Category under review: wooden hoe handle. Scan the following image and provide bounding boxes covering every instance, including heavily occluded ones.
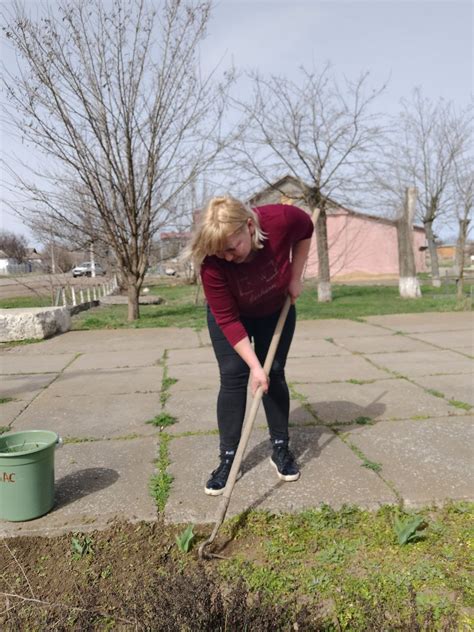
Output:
[198,295,292,560]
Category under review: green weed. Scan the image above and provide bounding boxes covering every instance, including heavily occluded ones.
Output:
[160,353,178,407]
[150,433,173,512]
[393,514,428,545]
[353,416,373,425]
[343,439,383,472]
[70,534,94,560]
[175,524,195,553]
[0,397,15,404]
[427,388,445,398]
[146,412,177,428]
[347,378,375,385]
[449,399,472,411]
[361,458,382,472]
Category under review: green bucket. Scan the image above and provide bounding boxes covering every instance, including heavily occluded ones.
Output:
[0,430,61,522]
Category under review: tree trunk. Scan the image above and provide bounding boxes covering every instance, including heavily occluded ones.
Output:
[127,281,141,321]
[455,218,470,301]
[315,208,332,302]
[424,220,441,287]
[397,187,422,299]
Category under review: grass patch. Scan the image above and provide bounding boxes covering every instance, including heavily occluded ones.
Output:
[220,502,472,630]
[296,281,473,320]
[0,338,43,348]
[0,503,471,629]
[0,397,15,405]
[69,281,472,331]
[149,433,173,512]
[0,296,51,309]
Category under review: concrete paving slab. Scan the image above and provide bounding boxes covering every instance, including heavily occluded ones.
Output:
[64,349,163,371]
[197,328,211,347]
[5,327,201,355]
[0,373,56,400]
[409,330,474,354]
[165,427,396,524]
[295,379,464,424]
[289,337,351,357]
[287,355,388,383]
[0,354,76,375]
[46,366,163,397]
[165,392,314,435]
[365,312,474,333]
[335,334,435,354]
[0,400,28,426]
[370,349,473,377]
[0,437,158,537]
[296,319,390,338]
[13,393,161,439]
[413,374,474,407]
[167,346,214,366]
[345,416,474,507]
[167,362,220,391]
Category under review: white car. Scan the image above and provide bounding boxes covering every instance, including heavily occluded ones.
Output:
[72,262,106,277]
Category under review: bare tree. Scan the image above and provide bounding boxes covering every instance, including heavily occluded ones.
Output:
[0,229,27,262]
[231,65,386,301]
[1,0,233,319]
[373,89,472,287]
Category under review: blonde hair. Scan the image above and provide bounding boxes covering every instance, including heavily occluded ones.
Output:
[185,196,266,268]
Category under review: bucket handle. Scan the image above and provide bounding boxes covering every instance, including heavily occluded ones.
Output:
[56,436,63,449]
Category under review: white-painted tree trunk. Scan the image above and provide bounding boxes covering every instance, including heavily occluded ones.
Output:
[317,281,332,302]
[397,187,422,299]
[399,276,422,298]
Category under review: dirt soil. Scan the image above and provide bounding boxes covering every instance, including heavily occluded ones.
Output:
[0,521,318,631]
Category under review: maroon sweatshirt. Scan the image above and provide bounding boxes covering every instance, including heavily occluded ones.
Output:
[201,204,314,346]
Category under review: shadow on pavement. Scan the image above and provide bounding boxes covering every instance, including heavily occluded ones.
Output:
[53,467,119,510]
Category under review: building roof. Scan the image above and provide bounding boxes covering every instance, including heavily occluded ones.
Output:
[160,231,191,240]
[248,175,426,233]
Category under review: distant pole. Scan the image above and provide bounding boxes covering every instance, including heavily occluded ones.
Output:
[50,234,56,274]
[90,242,96,278]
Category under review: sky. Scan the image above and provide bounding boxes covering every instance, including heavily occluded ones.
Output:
[0,0,472,244]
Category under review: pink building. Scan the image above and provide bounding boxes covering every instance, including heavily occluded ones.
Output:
[250,176,427,279]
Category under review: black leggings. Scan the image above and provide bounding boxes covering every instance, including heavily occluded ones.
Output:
[207,304,296,456]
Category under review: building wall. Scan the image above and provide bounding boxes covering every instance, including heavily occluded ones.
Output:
[249,182,427,278]
[305,212,426,278]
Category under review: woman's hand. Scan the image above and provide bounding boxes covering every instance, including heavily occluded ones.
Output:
[288,278,303,304]
[250,365,269,395]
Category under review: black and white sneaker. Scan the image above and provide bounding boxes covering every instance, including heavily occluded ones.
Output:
[270,442,300,482]
[205,452,241,496]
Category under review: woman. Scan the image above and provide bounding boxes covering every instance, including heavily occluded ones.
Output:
[187,196,313,495]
